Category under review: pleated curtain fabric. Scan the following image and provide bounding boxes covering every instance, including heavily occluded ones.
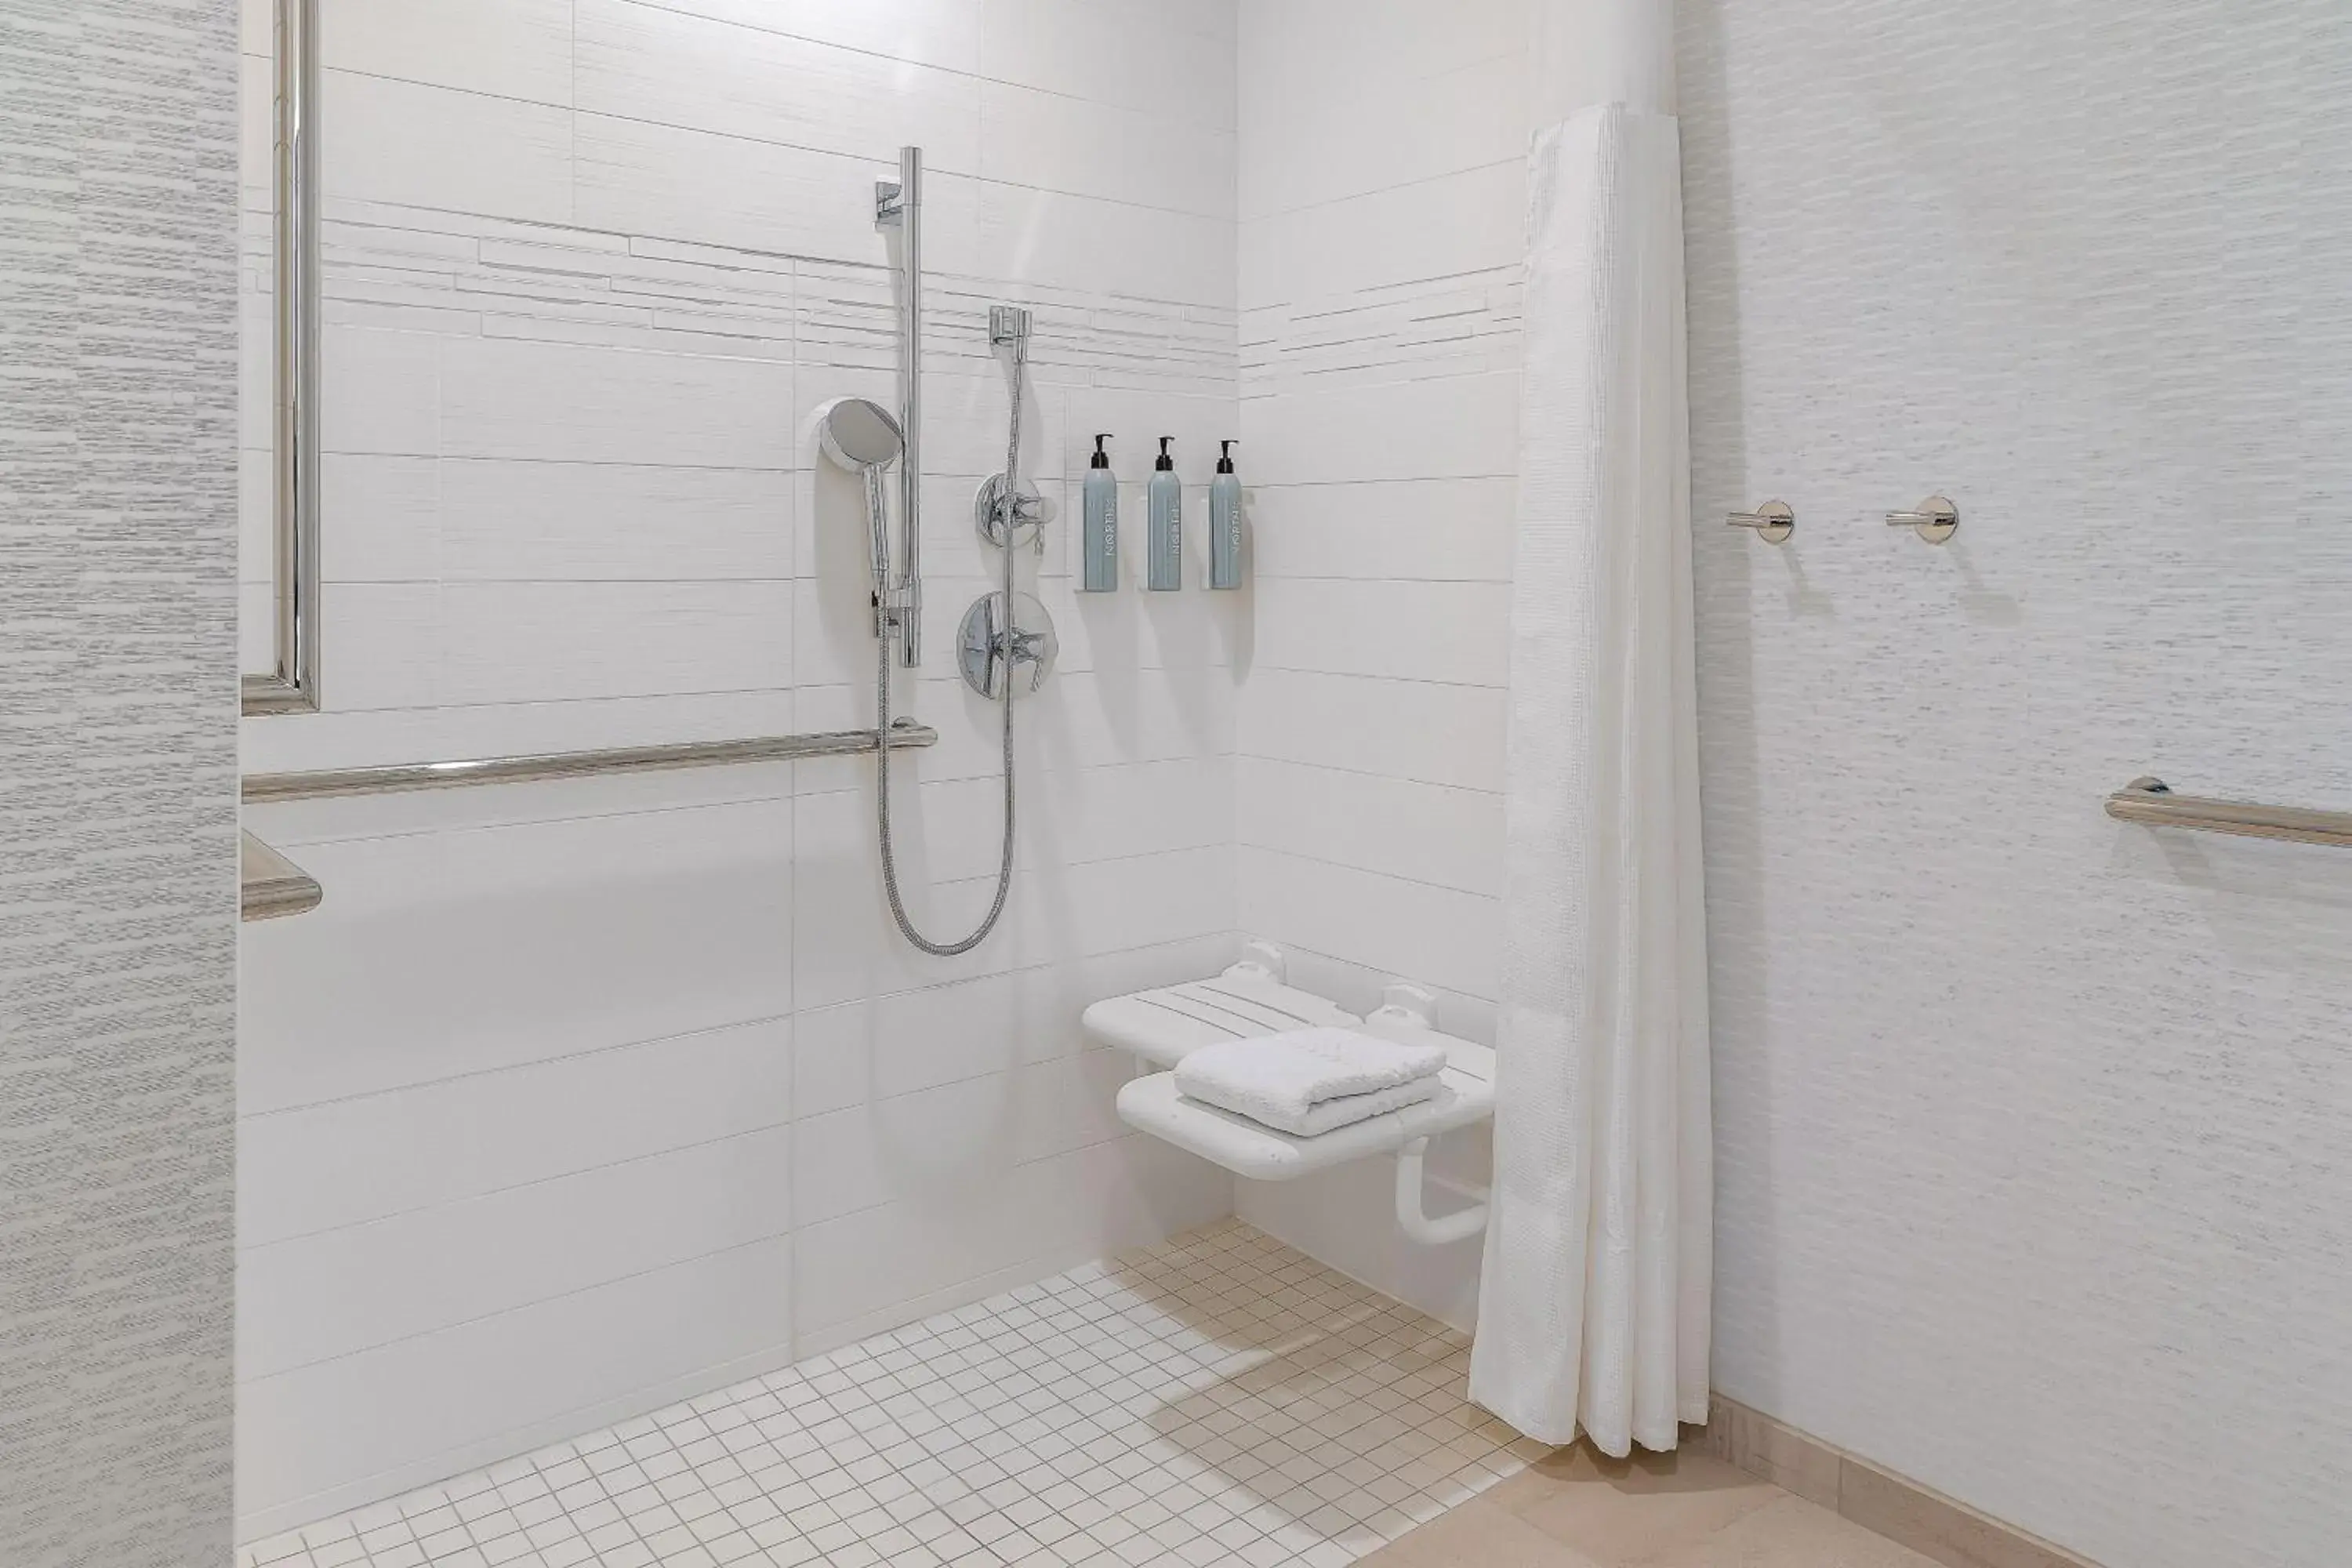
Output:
[1468,101,1714,1456]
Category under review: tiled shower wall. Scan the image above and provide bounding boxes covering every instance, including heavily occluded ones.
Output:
[234,0,1244,1539]
[1228,0,1530,1330]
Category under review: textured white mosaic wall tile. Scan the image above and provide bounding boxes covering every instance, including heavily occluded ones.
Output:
[1679,3,2352,1566]
[0,0,241,1560]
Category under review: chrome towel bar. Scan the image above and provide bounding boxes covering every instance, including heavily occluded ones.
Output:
[244,722,938,804]
[2105,776,2352,849]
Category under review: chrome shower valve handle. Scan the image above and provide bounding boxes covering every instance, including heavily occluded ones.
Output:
[975,474,1053,550]
[957,591,1058,700]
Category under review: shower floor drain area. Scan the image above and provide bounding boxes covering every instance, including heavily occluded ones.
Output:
[242,1221,1540,1568]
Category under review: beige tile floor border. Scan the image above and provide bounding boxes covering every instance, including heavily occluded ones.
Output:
[1700,1397,2105,1568]
[1363,1398,2107,1568]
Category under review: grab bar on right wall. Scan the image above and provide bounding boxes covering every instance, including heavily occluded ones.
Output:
[2105,777,2352,849]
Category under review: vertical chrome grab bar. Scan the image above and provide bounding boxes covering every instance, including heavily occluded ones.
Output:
[876,146,924,667]
[246,0,322,713]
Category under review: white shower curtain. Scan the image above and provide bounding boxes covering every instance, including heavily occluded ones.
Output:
[1468,0,1713,1456]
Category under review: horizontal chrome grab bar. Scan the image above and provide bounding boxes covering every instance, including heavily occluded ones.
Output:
[244,722,938,804]
[2105,776,2352,849]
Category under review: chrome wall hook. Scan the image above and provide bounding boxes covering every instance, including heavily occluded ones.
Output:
[1726,500,1795,543]
[1886,495,1958,543]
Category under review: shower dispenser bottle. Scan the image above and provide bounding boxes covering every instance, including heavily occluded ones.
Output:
[1081,434,1119,591]
[1207,440,1242,590]
[1145,437,1181,591]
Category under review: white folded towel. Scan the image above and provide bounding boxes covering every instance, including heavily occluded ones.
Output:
[1174,1028,1450,1138]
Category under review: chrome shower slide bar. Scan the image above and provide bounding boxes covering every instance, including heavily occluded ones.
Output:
[2105,777,2352,849]
[243,723,938,804]
[875,145,924,667]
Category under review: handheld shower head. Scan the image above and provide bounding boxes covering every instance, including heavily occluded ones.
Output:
[815,395,903,473]
[816,397,906,633]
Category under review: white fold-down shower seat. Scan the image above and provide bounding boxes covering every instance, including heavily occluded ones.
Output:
[1083,945,1495,1243]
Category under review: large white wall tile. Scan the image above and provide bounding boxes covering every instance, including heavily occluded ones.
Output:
[436,459,795,582]
[789,1135,1226,1343]
[236,1240,793,1537]
[306,579,792,710]
[1236,668,1507,793]
[238,800,793,1113]
[320,455,441,582]
[793,1073,1018,1226]
[1246,477,1516,583]
[1236,846,1499,1002]
[323,71,572,224]
[321,0,575,105]
[1240,162,1523,306]
[440,336,797,468]
[1250,577,1510,685]
[981,83,1236,220]
[575,115,942,264]
[438,579,793,705]
[1240,0,1526,101]
[971,180,1236,308]
[1245,372,1519,485]
[789,964,1073,1121]
[575,0,982,172]
[239,1018,793,1245]
[319,325,440,456]
[1235,757,1503,898]
[980,0,1236,128]
[624,0,982,72]
[1240,52,1523,221]
[239,1126,793,1378]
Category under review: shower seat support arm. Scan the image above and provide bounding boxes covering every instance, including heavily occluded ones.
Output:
[1395,1137,1491,1247]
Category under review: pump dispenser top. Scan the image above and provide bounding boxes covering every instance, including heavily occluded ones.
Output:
[1080,433,1118,592]
[1208,439,1242,590]
[1145,437,1181,590]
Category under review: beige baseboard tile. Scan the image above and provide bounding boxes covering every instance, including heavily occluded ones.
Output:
[1700,1394,2105,1568]
[1696,1395,1841,1509]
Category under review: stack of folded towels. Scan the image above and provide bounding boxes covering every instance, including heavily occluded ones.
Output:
[1172,1026,1450,1137]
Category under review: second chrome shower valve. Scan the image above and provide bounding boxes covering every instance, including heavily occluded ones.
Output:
[975,474,1054,550]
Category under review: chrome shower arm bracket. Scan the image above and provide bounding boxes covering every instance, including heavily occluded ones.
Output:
[874,179,906,226]
[989,305,1031,347]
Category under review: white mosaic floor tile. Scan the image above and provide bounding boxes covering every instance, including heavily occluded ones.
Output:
[240,1220,1542,1568]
